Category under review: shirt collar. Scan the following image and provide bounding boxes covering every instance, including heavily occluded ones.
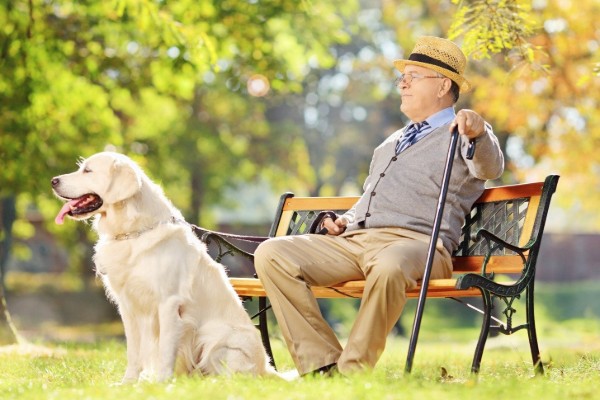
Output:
[410,107,455,131]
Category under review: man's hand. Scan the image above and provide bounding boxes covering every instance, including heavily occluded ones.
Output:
[321,217,347,236]
[449,109,485,139]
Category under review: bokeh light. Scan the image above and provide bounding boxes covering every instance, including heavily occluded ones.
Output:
[247,74,270,97]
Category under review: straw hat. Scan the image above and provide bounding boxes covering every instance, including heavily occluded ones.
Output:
[394,36,472,93]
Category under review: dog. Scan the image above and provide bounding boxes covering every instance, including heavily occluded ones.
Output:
[51,151,278,383]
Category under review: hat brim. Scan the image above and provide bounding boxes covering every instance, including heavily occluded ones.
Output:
[394,59,472,93]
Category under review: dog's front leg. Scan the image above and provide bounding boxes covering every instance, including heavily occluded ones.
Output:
[156,296,185,382]
[120,306,143,383]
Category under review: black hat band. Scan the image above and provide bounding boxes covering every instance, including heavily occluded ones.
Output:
[408,53,458,74]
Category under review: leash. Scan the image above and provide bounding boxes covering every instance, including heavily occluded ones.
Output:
[188,223,269,243]
[108,213,268,244]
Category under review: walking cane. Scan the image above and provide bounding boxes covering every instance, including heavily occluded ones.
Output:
[404,126,475,373]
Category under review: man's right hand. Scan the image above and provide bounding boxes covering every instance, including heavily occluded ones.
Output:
[322,217,347,236]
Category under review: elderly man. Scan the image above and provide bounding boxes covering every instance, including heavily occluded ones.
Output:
[254,36,504,376]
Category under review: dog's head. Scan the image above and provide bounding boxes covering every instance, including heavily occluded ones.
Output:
[51,152,142,224]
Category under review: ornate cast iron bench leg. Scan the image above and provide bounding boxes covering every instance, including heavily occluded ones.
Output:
[258,296,276,369]
[526,285,544,375]
[460,278,545,375]
[241,295,275,369]
[471,289,493,374]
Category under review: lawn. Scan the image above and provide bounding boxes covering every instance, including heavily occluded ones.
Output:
[1,322,599,400]
[2,277,599,399]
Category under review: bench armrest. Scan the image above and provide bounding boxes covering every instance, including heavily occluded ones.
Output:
[476,229,534,256]
[455,271,526,297]
[456,228,537,295]
[193,227,269,263]
[475,229,532,276]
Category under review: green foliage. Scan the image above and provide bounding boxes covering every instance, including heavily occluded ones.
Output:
[0,0,356,197]
[0,0,357,275]
[466,0,600,229]
[449,0,537,61]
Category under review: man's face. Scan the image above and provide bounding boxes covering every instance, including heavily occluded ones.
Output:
[399,65,448,122]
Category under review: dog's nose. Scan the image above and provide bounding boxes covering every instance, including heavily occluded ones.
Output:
[51,177,60,187]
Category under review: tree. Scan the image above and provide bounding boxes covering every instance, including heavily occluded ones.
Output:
[0,0,356,344]
[464,0,600,230]
[4,0,592,345]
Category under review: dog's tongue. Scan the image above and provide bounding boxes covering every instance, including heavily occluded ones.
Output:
[55,199,79,225]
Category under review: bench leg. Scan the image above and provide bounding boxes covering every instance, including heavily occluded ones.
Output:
[526,287,544,375]
[471,289,492,374]
[258,296,276,369]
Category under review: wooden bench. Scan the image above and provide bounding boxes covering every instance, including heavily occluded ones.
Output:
[193,174,559,374]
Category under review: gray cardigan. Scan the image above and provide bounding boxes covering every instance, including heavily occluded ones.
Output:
[342,122,504,253]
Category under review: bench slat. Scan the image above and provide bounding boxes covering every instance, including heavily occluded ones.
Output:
[230,277,486,299]
[283,196,359,211]
[281,181,545,212]
[229,256,526,300]
[475,181,544,202]
[452,255,525,274]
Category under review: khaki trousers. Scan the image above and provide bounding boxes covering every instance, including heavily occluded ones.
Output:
[254,227,453,375]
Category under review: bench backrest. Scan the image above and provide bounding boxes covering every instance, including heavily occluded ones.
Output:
[267,175,559,276]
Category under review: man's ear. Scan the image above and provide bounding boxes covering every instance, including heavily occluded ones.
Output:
[103,160,142,204]
[438,78,452,98]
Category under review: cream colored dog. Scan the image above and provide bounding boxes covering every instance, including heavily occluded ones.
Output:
[51,152,276,383]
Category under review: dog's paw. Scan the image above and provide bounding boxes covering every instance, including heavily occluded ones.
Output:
[155,371,175,383]
[119,374,139,385]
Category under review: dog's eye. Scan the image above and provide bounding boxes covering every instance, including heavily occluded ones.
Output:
[83,167,92,173]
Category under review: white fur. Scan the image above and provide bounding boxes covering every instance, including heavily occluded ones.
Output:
[52,152,276,383]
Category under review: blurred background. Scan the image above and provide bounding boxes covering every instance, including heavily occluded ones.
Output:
[1,0,599,344]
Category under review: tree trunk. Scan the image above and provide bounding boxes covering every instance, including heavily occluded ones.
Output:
[0,196,19,345]
[0,283,19,345]
[190,165,204,225]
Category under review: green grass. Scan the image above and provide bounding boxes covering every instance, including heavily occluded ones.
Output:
[3,278,600,399]
[1,331,599,400]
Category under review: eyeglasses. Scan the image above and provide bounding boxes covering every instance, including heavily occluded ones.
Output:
[394,73,444,86]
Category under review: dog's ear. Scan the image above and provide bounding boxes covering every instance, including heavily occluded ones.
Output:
[102,159,142,204]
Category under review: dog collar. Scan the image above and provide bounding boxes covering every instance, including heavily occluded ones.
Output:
[112,216,182,241]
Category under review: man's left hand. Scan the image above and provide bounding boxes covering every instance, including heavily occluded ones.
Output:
[450,109,485,139]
